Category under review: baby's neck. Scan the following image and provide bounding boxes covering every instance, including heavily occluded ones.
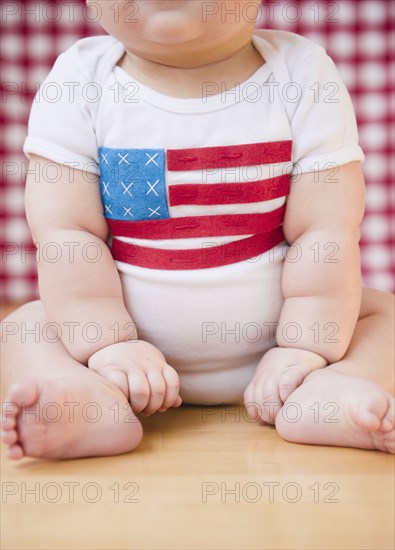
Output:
[117,39,265,99]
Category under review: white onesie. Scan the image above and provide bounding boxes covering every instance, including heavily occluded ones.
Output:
[23,29,364,404]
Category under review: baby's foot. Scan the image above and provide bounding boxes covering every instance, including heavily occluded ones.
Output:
[275,369,395,453]
[1,375,143,460]
[244,347,327,424]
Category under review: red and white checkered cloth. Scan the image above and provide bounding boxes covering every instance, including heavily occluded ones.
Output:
[1,0,394,301]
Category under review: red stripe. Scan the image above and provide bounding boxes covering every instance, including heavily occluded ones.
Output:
[111,228,285,270]
[167,141,292,171]
[106,205,285,240]
[169,174,289,206]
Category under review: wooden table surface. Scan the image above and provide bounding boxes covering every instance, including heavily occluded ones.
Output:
[1,304,394,549]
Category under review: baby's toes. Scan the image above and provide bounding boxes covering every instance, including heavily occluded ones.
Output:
[2,402,19,425]
[1,428,18,445]
[383,429,395,454]
[1,413,16,430]
[278,367,306,402]
[354,391,391,432]
[5,443,24,461]
[381,398,394,432]
[7,380,39,406]
[381,401,395,454]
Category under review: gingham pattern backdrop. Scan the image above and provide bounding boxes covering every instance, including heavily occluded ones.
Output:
[1,0,394,302]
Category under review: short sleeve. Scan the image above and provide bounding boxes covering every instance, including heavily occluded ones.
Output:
[23,45,99,175]
[290,48,365,175]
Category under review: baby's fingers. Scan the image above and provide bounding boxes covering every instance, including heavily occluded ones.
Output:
[244,381,258,420]
[127,370,150,414]
[102,368,130,401]
[245,375,283,425]
[140,371,167,416]
[171,396,183,408]
[158,366,182,412]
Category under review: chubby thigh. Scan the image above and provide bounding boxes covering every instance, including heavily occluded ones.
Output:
[117,243,286,404]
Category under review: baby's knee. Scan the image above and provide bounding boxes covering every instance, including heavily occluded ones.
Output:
[1,300,46,324]
[1,300,47,348]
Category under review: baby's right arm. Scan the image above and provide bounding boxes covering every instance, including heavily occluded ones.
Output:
[25,154,181,414]
[25,154,134,364]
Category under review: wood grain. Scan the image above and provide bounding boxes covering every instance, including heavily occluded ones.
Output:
[1,304,394,549]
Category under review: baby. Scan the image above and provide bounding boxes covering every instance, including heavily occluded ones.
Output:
[1,0,394,459]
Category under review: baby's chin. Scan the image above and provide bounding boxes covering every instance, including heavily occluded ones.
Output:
[141,11,203,44]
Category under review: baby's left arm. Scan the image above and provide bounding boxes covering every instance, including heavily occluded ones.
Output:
[244,161,365,423]
[279,160,365,363]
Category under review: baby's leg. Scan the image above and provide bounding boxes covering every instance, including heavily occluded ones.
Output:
[275,288,394,452]
[1,301,143,460]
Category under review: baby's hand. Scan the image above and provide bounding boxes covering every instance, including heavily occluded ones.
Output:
[244,347,327,425]
[88,340,182,416]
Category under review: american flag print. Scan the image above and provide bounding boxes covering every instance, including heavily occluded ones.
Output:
[99,147,169,221]
[98,141,292,270]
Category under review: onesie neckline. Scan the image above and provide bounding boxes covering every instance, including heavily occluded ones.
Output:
[110,33,274,114]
